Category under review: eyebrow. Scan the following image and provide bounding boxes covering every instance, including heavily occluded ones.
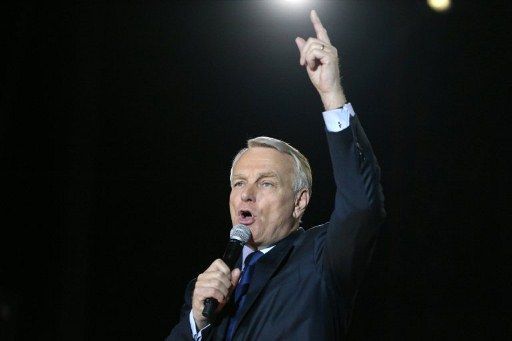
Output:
[232,171,280,181]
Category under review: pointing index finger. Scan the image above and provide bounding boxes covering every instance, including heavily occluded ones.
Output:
[310,10,331,44]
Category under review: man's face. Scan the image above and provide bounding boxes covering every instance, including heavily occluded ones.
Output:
[229,147,299,249]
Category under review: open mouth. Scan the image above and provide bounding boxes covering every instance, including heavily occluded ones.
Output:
[240,210,252,218]
[238,210,255,224]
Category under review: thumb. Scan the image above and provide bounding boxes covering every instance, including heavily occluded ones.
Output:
[295,37,306,65]
[295,37,306,49]
[230,268,241,288]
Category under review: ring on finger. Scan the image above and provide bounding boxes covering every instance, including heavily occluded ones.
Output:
[321,44,325,50]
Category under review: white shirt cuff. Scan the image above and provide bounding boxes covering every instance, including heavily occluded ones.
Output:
[322,103,355,132]
[189,310,210,341]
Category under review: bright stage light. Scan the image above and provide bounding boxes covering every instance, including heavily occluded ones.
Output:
[427,0,452,12]
[266,0,312,13]
[277,0,310,6]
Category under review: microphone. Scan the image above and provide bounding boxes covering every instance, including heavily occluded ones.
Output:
[202,224,251,319]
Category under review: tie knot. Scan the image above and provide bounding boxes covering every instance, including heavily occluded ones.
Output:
[244,250,263,269]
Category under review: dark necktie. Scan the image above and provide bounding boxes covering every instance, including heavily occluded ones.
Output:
[225,250,263,341]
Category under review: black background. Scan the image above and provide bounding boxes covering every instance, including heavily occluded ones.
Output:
[1,1,508,340]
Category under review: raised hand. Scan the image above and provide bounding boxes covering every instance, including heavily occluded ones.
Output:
[295,10,346,110]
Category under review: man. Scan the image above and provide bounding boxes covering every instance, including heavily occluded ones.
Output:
[167,10,385,340]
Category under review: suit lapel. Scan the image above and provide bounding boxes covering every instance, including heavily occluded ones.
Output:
[232,229,302,335]
[211,314,230,341]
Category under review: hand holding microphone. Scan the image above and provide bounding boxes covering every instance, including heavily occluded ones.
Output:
[191,225,251,329]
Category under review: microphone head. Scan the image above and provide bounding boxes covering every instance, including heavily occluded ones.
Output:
[230,224,251,244]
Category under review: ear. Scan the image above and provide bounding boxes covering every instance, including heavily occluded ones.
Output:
[293,189,310,219]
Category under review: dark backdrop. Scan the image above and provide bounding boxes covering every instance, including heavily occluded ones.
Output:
[1,1,508,340]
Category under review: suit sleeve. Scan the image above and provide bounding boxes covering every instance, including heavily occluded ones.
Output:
[321,112,386,307]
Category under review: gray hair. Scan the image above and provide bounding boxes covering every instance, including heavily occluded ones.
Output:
[229,136,312,195]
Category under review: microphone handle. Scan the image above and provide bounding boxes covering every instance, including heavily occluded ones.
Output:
[202,239,245,319]
[202,297,218,319]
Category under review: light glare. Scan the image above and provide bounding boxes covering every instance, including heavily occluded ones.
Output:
[427,0,451,12]
[281,0,309,5]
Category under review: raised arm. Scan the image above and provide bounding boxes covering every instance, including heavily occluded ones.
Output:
[296,10,386,302]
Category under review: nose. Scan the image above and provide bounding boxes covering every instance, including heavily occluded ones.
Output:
[241,183,256,202]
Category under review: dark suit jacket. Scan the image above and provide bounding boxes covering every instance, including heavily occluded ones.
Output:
[167,114,386,340]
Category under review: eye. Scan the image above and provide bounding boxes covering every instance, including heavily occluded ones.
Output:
[232,181,244,188]
[260,181,275,188]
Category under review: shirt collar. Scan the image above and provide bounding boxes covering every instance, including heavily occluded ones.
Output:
[241,244,274,270]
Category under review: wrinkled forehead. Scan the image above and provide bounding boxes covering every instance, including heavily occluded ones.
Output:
[233,147,295,178]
